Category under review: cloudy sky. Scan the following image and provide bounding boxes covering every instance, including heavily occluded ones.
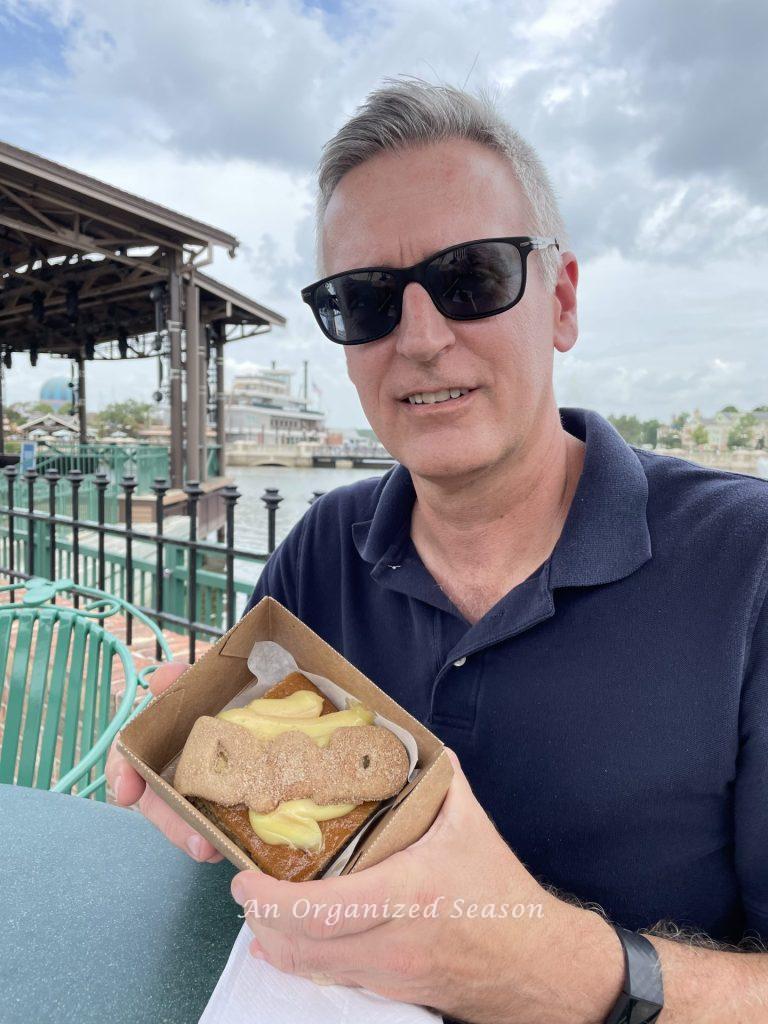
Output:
[0,0,765,427]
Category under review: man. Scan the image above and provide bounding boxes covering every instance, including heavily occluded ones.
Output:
[108,78,768,1022]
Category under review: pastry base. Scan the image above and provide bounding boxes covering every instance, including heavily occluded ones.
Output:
[183,671,381,881]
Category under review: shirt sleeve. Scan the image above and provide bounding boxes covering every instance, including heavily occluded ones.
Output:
[734,563,768,940]
[241,512,307,619]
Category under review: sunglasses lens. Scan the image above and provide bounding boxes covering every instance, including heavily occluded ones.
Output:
[426,240,523,318]
[314,271,399,343]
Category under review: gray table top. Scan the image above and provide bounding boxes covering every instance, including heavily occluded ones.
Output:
[0,783,242,1024]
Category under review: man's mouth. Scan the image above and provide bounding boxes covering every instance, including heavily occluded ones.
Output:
[400,387,476,406]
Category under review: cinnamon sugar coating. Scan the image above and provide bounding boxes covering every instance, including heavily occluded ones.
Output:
[174,716,409,813]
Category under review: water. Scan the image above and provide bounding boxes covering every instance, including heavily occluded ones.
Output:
[224,464,389,589]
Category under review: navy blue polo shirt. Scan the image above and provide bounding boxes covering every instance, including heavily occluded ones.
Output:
[244,407,768,944]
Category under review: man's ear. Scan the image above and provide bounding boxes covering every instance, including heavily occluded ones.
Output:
[552,251,578,355]
[343,345,355,383]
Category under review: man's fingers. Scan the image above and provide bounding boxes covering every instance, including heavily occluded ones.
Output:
[104,658,221,863]
[106,754,145,806]
[233,852,431,941]
[406,747,471,851]
[246,915,415,988]
[138,784,222,862]
[105,742,145,805]
[105,661,189,803]
[148,660,189,696]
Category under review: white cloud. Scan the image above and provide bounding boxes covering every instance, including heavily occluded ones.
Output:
[556,248,767,419]
[1,0,766,428]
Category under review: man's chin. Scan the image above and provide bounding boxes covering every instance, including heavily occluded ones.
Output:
[397,445,499,483]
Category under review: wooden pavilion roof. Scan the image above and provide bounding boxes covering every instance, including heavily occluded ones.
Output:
[0,140,285,360]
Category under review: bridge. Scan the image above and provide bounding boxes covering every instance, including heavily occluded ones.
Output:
[225,440,396,470]
[311,446,396,469]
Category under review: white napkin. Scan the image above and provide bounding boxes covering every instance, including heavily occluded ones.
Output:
[198,921,443,1024]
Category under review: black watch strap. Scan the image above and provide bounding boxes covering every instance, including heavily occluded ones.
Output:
[604,925,664,1024]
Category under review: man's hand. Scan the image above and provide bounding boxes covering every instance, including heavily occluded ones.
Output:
[105,661,224,864]
[230,749,624,1024]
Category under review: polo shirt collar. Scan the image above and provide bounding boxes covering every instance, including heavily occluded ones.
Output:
[351,406,652,593]
[352,463,415,566]
[550,407,652,587]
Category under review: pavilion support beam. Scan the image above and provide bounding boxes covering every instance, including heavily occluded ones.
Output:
[184,278,200,484]
[168,257,184,489]
[0,361,5,453]
[0,213,165,276]
[76,350,87,443]
[215,324,226,475]
[199,319,208,483]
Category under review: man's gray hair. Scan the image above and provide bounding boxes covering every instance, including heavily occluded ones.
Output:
[313,75,567,293]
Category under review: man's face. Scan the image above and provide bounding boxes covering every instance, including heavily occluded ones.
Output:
[320,138,578,481]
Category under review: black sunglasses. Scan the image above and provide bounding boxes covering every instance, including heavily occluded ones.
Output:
[301,235,559,345]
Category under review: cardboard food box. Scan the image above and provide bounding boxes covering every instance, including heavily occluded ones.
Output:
[116,596,453,875]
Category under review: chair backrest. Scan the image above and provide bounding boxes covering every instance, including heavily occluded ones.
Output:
[0,576,172,799]
[0,604,133,795]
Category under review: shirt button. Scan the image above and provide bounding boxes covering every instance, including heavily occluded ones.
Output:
[453,656,467,667]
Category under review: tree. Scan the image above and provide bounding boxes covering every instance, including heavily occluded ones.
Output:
[93,400,153,437]
[5,404,27,428]
[719,405,739,414]
[641,419,660,447]
[657,429,681,448]
[691,424,709,447]
[607,415,661,447]
[27,402,56,416]
[670,411,690,431]
[727,413,757,449]
[608,414,644,445]
[753,405,768,413]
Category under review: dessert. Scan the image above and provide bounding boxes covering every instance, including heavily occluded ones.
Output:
[173,671,410,881]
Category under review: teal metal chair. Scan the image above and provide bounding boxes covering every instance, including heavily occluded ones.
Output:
[0,577,172,799]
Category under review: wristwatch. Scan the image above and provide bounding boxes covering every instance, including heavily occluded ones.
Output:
[604,925,664,1023]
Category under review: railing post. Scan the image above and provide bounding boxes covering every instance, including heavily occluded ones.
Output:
[222,484,240,631]
[308,490,325,505]
[94,471,109,592]
[260,487,283,554]
[122,474,138,645]
[25,468,38,577]
[184,480,204,664]
[67,469,83,608]
[152,477,169,661]
[4,464,17,576]
[45,468,60,588]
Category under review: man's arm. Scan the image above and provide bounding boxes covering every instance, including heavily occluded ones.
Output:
[226,724,768,1024]
[644,922,768,1022]
[227,571,768,1024]
[224,742,764,1024]
[547,885,768,1022]
[584,919,768,1022]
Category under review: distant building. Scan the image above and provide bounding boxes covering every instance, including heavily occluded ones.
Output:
[39,377,73,412]
[674,408,768,451]
[20,412,86,440]
[225,363,326,444]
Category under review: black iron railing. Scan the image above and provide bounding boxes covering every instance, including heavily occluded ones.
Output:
[0,466,324,664]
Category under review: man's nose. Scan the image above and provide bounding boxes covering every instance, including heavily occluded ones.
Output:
[394,282,456,362]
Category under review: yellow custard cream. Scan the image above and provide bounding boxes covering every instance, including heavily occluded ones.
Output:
[217,702,374,747]
[240,690,324,719]
[216,691,375,851]
[248,799,357,851]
